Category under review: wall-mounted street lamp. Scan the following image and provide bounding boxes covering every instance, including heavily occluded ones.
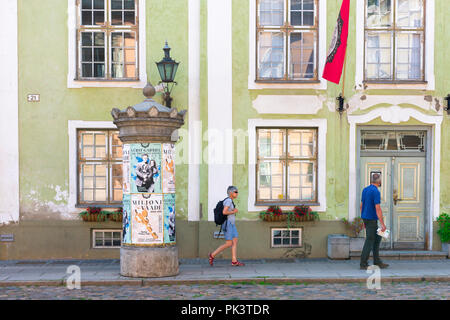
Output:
[156,41,179,108]
[336,94,345,115]
[444,94,450,115]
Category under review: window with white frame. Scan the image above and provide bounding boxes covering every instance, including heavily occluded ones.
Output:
[77,0,138,80]
[271,228,302,247]
[256,128,317,204]
[77,129,123,205]
[93,229,122,248]
[256,0,318,81]
[364,0,425,82]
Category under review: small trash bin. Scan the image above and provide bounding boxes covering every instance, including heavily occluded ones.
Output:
[327,234,350,260]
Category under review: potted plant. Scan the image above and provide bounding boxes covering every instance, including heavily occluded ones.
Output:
[260,205,284,222]
[109,207,123,222]
[293,205,310,222]
[342,217,365,252]
[437,213,450,257]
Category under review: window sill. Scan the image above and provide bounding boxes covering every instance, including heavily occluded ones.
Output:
[68,78,147,89]
[76,204,123,209]
[249,79,327,90]
[255,202,320,207]
[359,81,430,91]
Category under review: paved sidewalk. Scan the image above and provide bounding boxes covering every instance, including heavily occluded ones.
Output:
[0,258,448,286]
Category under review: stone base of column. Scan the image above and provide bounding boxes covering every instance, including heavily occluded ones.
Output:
[120,245,179,278]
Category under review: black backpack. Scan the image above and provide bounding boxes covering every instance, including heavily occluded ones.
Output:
[213,197,235,234]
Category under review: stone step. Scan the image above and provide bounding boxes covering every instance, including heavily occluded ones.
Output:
[350,250,448,260]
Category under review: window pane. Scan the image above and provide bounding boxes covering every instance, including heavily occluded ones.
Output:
[396,0,423,28]
[125,64,136,78]
[82,146,94,158]
[124,0,135,10]
[289,32,316,79]
[112,0,123,9]
[259,0,284,26]
[82,11,92,25]
[81,33,92,46]
[93,11,104,25]
[95,189,107,202]
[112,64,124,78]
[258,32,284,79]
[93,0,104,9]
[111,11,122,25]
[82,48,92,62]
[288,129,316,158]
[124,11,135,25]
[366,0,392,28]
[395,32,422,80]
[290,0,315,26]
[83,177,94,189]
[93,63,105,77]
[80,33,105,78]
[258,161,284,200]
[95,133,106,146]
[258,129,284,158]
[82,0,92,9]
[365,32,392,80]
[83,189,94,201]
[94,33,105,46]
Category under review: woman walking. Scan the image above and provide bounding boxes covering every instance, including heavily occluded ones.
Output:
[208,186,245,267]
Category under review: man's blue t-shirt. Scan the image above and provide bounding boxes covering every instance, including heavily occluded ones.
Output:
[361,184,381,220]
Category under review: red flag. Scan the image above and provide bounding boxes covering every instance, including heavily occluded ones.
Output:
[322,0,350,84]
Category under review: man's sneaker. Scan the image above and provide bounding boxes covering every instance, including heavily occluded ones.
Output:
[360,264,369,270]
[374,262,389,269]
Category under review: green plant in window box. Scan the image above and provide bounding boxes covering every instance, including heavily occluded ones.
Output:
[260,206,284,222]
[79,207,122,222]
[109,207,123,222]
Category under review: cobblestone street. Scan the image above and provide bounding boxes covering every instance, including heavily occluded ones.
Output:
[0,282,448,300]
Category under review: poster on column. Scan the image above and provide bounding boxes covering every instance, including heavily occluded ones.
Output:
[122,194,131,244]
[162,143,176,193]
[130,143,162,194]
[131,193,163,244]
[163,193,176,243]
[122,144,130,194]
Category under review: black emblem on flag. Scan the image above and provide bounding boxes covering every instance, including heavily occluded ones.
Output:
[326,13,344,63]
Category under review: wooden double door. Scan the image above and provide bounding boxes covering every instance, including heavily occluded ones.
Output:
[360,156,426,249]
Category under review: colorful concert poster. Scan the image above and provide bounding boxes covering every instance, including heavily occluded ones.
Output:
[162,143,176,193]
[163,193,176,243]
[122,194,131,244]
[122,144,130,194]
[131,193,163,244]
[130,143,162,194]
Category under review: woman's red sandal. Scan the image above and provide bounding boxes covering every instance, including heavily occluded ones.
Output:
[231,260,245,267]
[208,253,214,266]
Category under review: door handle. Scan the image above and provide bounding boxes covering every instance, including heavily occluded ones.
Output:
[393,189,402,205]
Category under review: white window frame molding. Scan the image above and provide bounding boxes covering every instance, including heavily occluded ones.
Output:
[68,120,118,211]
[248,118,327,213]
[355,0,435,91]
[67,0,147,88]
[347,106,442,250]
[0,0,19,225]
[248,0,327,90]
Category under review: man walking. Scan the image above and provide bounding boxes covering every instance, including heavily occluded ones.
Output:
[208,186,245,267]
[360,173,389,270]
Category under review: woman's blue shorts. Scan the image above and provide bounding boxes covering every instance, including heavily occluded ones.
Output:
[223,220,238,240]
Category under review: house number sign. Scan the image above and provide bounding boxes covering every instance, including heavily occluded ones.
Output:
[27,94,40,102]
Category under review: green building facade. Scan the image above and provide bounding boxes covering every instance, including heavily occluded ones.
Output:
[0,0,448,260]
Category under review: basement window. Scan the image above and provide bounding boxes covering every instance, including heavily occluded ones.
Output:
[93,229,122,248]
[271,228,302,248]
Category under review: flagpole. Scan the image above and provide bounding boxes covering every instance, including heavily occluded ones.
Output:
[341,53,347,98]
